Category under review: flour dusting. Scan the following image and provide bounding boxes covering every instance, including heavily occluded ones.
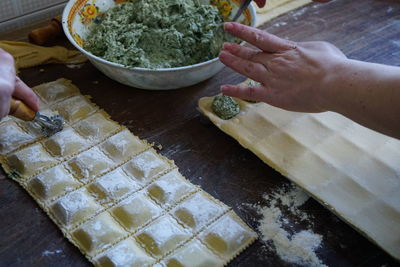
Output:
[251,184,326,267]
[272,21,287,27]
[42,249,63,257]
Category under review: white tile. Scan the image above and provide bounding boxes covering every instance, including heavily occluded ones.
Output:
[20,0,67,14]
[0,0,20,22]
[0,3,65,34]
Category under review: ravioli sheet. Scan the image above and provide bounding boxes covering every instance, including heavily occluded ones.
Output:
[0,79,256,266]
[198,82,400,260]
[255,0,312,27]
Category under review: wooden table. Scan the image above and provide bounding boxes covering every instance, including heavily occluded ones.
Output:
[0,0,399,266]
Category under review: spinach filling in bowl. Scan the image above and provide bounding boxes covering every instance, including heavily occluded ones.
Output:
[84,0,235,69]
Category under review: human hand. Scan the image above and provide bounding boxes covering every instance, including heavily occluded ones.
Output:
[0,49,40,119]
[219,22,347,113]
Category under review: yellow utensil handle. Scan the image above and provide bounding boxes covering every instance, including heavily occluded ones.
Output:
[9,98,36,121]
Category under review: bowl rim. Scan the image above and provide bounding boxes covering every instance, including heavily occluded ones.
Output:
[62,0,257,72]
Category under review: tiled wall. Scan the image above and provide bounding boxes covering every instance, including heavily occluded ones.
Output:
[0,0,67,33]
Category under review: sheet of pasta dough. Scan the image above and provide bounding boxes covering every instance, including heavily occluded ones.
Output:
[255,0,312,27]
[0,79,256,267]
[198,80,400,260]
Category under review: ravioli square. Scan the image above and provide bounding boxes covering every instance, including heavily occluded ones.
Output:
[88,168,139,203]
[135,215,190,256]
[66,147,114,182]
[147,169,195,207]
[6,143,56,178]
[161,239,223,267]
[74,112,119,142]
[0,120,37,154]
[54,95,96,123]
[29,165,80,201]
[96,238,154,267]
[111,192,162,231]
[42,127,87,157]
[72,213,126,255]
[198,212,257,259]
[51,188,102,227]
[33,78,79,104]
[101,129,147,162]
[171,191,226,232]
[122,150,170,185]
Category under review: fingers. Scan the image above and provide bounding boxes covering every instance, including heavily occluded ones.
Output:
[222,42,259,61]
[0,49,16,85]
[219,50,268,82]
[224,22,296,53]
[222,42,274,65]
[13,77,40,112]
[221,84,267,102]
[0,90,11,119]
[0,49,15,119]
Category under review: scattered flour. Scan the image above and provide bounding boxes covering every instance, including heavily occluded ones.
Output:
[273,21,287,27]
[66,63,85,69]
[291,6,308,19]
[251,184,326,267]
[42,249,63,257]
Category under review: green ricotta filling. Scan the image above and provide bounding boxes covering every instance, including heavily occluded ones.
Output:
[212,95,240,120]
[84,0,234,68]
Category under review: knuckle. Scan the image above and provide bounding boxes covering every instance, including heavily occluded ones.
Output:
[317,41,334,50]
[0,81,14,95]
[243,62,254,74]
[251,31,263,43]
[247,86,256,97]
[249,51,263,62]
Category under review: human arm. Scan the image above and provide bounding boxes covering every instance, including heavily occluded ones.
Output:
[0,49,40,120]
[218,22,400,139]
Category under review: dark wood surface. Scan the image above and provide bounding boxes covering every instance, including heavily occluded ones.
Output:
[1,0,399,266]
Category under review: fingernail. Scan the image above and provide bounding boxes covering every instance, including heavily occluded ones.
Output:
[222,42,232,50]
[220,85,230,92]
[218,51,227,59]
[224,22,233,31]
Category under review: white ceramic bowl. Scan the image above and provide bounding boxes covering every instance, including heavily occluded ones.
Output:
[62,0,256,90]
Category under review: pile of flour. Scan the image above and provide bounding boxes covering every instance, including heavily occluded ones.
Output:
[250,184,326,267]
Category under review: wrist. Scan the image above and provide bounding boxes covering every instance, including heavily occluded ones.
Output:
[315,57,351,112]
[315,58,400,138]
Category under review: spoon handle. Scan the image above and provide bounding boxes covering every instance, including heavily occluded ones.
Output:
[232,0,252,22]
[9,98,36,121]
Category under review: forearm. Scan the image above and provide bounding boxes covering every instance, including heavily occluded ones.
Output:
[321,59,400,138]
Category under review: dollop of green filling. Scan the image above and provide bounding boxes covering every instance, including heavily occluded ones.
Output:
[84,0,234,68]
[212,95,240,120]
